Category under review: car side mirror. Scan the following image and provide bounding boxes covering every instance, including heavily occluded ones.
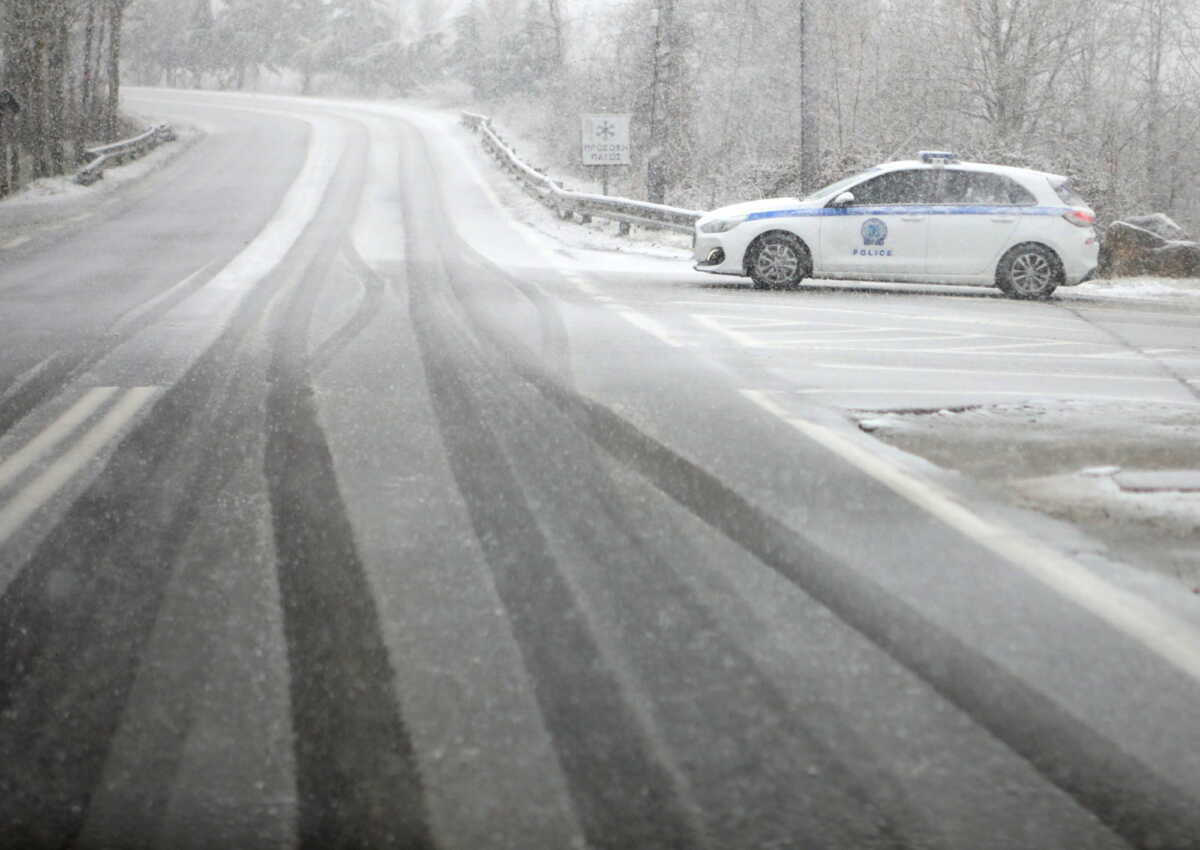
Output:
[831,191,855,207]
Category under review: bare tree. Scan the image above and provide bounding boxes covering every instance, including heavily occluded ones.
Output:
[104,0,131,140]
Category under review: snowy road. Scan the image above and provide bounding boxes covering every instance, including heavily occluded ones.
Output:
[1,89,1199,849]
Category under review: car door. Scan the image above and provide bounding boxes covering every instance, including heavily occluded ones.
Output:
[925,169,1032,277]
[817,169,936,278]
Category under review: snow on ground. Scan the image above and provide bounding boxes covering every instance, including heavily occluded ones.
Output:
[467,152,694,263]
[452,107,696,264]
[1076,276,1200,301]
[0,120,200,250]
[856,401,1200,589]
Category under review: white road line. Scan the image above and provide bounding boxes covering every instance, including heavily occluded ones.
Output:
[689,314,872,331]
[783,346,1131,359]
[741,388,1200,684]
[694,316,972,340]
[111,263,215,333]
[784,388,1200,405]
[689,320,1131,359]
[692,316,1103,352]
[0,387,121,492]
[2,235,31,250]
[616,309,685,348]
[936,339,1087,353]
[669,300,1085,332]
[0,356,58,405]
[691,314,765,348]
[812,361,1177,383]
[763,334,985,347]
[0,387,159,544]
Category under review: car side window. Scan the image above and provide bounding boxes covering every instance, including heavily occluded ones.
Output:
[847,170,939,206]
[940,171,1037,205]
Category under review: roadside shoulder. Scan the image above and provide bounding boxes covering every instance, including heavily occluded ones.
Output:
[0,120,203,254]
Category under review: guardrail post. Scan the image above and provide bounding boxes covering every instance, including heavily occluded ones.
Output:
[618,222,631,236]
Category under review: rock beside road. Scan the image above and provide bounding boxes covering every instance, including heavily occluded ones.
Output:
[1118,212,1190,241]
[1098,217,1200,278]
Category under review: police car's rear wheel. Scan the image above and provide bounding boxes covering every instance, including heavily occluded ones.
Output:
[748,233,810,290]
[996,244,1062,299]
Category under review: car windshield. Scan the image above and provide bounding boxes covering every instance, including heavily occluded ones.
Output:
[802,168,881,200]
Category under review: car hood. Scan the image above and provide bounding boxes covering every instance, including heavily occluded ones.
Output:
[703,197,807,221]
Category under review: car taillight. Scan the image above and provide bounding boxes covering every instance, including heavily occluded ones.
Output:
[1063,208,1096,227]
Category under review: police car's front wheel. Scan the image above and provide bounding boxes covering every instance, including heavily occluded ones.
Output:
[996,244,1062,300]
[747,233,811,290]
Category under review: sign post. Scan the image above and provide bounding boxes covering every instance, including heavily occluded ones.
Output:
[581,114,631,196]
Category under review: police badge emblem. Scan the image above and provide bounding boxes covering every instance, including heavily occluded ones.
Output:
[861,218,888,246]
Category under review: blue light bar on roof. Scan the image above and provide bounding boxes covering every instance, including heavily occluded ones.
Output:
[919,150,958,164]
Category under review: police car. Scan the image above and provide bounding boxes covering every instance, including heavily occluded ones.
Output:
[692,152,1099,299]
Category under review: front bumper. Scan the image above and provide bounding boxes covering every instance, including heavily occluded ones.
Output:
[693,233,745,275]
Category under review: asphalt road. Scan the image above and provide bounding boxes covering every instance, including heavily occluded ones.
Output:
[1,89,1199,850]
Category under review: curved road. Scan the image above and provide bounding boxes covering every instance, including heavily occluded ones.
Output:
[0,89,1198,850]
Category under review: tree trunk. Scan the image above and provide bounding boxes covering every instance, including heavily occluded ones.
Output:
[30,33,50,178]
[1143,0,1167,211]
[106,0,125,141]
[797,0,819,192]
[48,19,69,174]
[79,0,99,152]
[546,0,565,68]
[0,117,10,197]
[646,0,675,204]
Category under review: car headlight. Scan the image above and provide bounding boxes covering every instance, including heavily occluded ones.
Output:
[698,216,746,234]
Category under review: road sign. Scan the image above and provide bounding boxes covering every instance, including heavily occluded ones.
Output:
[581,114,631,166]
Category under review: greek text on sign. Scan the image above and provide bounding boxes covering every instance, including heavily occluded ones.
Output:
[581,114,632,165]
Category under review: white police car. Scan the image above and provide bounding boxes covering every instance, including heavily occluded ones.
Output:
[693,152,1099,299]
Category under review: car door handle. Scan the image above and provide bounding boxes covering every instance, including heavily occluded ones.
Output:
[901,216,925,222]
[990,217,1016,223]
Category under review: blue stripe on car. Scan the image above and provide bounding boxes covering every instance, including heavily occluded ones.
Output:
[745,205,1070,221]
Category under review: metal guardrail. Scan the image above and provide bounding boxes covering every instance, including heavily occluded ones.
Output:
[75,124,177,185]
[461,112,703,234]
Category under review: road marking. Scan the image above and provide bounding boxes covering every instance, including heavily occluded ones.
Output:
[2,235,31,250]
[670,300,1085,332]
[783,388,1200,405]
[687,314,1121,355]
[0,355,60,405]
[776,333,983,347]
[813,361,1177,383]
[0,387,121,492]
[615,309,685,348]
[768,345,1137,360]
[0,387,159,544]
[936,339,1086,353]
[691,314,766,347]
[742,388,1200,684]
[111,263,215,333]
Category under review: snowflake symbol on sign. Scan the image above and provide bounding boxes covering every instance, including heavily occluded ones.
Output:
[596,120,616,139]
